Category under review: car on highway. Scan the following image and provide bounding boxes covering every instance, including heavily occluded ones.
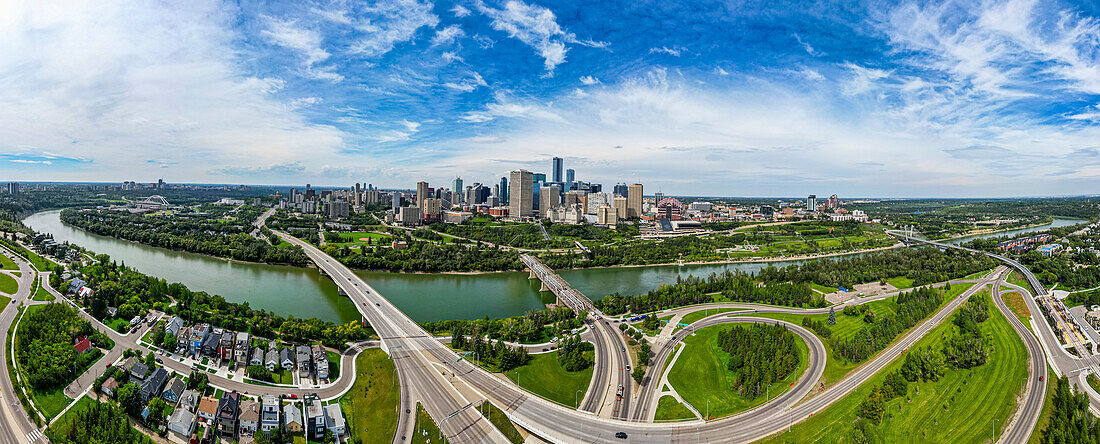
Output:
[616,432,628,439]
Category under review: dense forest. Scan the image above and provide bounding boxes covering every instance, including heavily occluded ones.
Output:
[1041,376,1100,443]
[17,303,112,389]
[323,241,522,272]
[757,247,998,289]
[595,270,822,315]
[60,208,309,265]
[717,323,800,398]
[420,307,579,343]
[450,328,531,371]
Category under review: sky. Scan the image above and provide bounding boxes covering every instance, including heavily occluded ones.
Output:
[2,0,1100,197]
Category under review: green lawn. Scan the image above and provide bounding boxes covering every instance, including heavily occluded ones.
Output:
[811,282,838,294]
[411,403,448,444]
[758,288,1028,444]
[485,402,523,443]
[0,294,9,312]
[505,351,593,408]
[654,395,696,421]
[1007,271,1033,293]
[1088,374,1100,395]
[680,308,738,326]
[668,323,809,420]
[733,283,974,385]
[31,384,73,421]
[272,369,294,385]
[104,317,130,333]
[885,276,914,289]
[0,273,18,294]
[0,254,16,270]
[326,351,340,380]
[339,349,398,444]
[33,283,54,301]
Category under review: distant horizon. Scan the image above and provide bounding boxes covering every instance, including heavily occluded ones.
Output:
[7,180,1100,201]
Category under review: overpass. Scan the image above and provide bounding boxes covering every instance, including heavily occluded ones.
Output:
[520,254,634,419]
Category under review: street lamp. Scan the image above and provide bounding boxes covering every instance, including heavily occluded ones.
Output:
[575,389,583,408]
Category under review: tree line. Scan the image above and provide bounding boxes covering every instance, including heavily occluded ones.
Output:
[451,325,531,372]
[594,270,824,315]
[829,286,943,363]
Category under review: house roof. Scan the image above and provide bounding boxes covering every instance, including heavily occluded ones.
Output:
[163,377,185,397]
[101,377,118,392]
[217,392,240,420]
[169,408,195,429]
[130,362,150,378]
[197,396,219,416]
[283,404,303,426]
[74,336,92,353]
[141,368,169,395]
[238,399,260,423]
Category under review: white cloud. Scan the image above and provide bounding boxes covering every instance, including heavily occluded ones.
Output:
[792,33,818,56]
[648,46,683,57]
[431,25,465,46]
[443,72,488,92]
[260,16,330,66]
[0,0,348,182]
[451,4,472,18]
[475,0,607,73]
[579,75,600,85]
[842,62,890,95]
[317,0,439,58]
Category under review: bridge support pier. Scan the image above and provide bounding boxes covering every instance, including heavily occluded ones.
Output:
[540,281,550,292]
[529,269,537,280]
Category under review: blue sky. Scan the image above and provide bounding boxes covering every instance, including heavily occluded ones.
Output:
[2,0,1100,197]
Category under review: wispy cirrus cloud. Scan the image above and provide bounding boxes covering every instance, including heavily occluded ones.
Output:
[474,0,607,73]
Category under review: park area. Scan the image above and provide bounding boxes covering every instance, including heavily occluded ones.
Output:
[338,349,398,443]
[505,351,593,408]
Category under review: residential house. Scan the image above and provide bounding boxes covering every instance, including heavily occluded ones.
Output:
[100,377,118,397]
[176,326,191,352]
[264,347,278,372]
[296,345,312,378]
[216,392,240,438]
[140,368,169,402]
[279,348,294,372]
[325,404,346,437]
[218,332,235,361]
[237,398,260,436]
[260,395,279,432]
[74,336,92,354]
[179,389,200,413]
[306,399,326,439]
[234,332,250,362]
[106,306,118,317]
[196,396,219,424]
[202,330,221,357]
[189,324,211,355]
[282,404,303,433]
[165,316,184,338]
[161,377,186,403]
[168,408,196,437]
[250,347,264,367]
[312,345,329,380]
[129,361,150,382]
[69,277,86,293]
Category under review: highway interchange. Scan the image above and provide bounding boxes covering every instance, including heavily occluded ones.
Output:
[0,227,1092,443]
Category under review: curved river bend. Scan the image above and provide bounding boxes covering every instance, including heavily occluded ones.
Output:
[22,210,1084,323]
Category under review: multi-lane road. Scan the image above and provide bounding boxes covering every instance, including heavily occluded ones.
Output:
[0,247,47,444]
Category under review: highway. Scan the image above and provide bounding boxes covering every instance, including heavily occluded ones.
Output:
[0,246,47,444]
[276,232,507,444]
[520,254,633,419]
[990,274,1047,443]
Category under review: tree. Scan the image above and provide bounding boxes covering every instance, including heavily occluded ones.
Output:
[632,367,645,384]
[147,398,169,424]
[828,306,836,325]
[116,383,143,415]
[162,333,176,351]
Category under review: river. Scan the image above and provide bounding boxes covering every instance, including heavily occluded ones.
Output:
[22,210,1087,323]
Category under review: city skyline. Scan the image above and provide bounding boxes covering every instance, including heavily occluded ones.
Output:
[3,0,1100,197]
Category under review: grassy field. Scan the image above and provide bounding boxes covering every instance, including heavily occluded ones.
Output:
[668,323,809,420]
[1001,288,1032,324]
[104,317,130,333]
[0,254,16,270]
[485,402,524,443]
[654,395,696,421]
[505,351,593,408]
[31,384,73,420]
[757,288,1028,444]
[339,349,398,444]
[0,273,17,294]
[680,308,738,326]
[0,295,9,312]
[1088,374,1100,395]
[327,351,340,380]
[411,403,447,444]
[32,282,54,301]
[1007,271,1033,293]
[733,283,974,385]
[885,276,914,289]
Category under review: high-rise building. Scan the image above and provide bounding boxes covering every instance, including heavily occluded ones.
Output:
[452,177,464,204]
[627,183,643,219]
[613,183,628,197]
[391,191,402,211]
[613,196,628,219]
[654,192,664,203]
[540,185,561,218]
[328,201,350,218]
[7,182,20,194]
[416,181,429,218]
[509,170,534,219]
[533,173,546,184]
[829,194,839,209]
[499,177,508,206]
[597,205,618,226]
[586,192,609,214]
[565,168,575,184]
[552,157,564,183]
[807,194,817,212]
